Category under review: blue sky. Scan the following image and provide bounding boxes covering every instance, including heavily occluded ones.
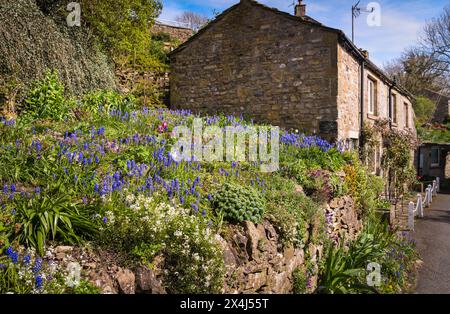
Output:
[159,0,448,67]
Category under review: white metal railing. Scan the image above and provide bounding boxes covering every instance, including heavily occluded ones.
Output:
[408,177,440,231]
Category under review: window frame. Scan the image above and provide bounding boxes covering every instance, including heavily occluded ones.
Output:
[367,78,376,115]
[391,93,397,124]
[430,147,440,168]
[404,102,409,128]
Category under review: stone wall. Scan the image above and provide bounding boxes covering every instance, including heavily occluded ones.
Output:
[337,44,360,141]
[40,195,362,294]
[170,0,340,141]
[336,45,416,141]
[151,22,194,44]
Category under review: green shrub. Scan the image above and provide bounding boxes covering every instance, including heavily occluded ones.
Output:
[11,193,97,256]
[99,195,225,293]
[293,268,308,294]
[164,213,225,294]
[82,90,136,115]
[24,70,69,120]
[212,182,265,223]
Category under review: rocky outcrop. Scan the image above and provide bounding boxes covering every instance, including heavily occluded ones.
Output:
[326,196,363,244]
[0,0,116,97]
[219,220,305,294]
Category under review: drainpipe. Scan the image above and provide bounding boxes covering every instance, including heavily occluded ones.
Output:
[359,61,365,160]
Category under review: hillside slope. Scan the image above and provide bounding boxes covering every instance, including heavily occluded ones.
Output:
[0,0,116,96]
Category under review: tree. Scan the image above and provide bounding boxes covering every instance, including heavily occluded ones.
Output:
[384,6,449,95]
[384,48,448,95]
[414,96,436,125]
[420,6,450,75]
[78,0,163,66]
[175,11,209,31]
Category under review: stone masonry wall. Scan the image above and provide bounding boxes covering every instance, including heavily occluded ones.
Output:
[170,1,340,141]
[336,45,416,142]
[337,44,360,140]
[151,23,194,44]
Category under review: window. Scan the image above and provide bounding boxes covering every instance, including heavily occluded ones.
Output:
[404,103,409,128]
[390,94,397,123]
[368,79,376,115]
[430,147,440,167]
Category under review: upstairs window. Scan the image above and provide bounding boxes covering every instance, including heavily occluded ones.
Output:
[390,94,397,123]
[404,103,409,128]
[368,78,376,115]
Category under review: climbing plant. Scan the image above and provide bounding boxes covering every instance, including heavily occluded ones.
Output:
[363,120,418,196]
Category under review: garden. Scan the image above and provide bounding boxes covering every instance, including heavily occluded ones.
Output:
[0,71,418,294]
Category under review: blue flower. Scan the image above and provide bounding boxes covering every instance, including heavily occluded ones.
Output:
[35,275,44,289]
[32,258,42,274]
[23,255,31,265]
[6,246,18,264]
[102,217,108,224]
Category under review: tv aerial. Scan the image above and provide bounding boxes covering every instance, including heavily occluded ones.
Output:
[352,0,374,43]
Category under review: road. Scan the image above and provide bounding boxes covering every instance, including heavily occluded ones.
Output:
[413,193,450,294]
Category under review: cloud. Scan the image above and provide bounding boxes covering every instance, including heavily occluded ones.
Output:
[159,1,185,20]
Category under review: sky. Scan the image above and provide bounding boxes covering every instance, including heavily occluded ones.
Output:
[159,0,448,67]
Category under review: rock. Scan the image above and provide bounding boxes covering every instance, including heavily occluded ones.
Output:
[116,269,135,294]
[244,221,263,260]
[135,266,166,294]
[55,252,66,260]
[215,235,236,267]
[55,246,73,254]
[245,271,267,290]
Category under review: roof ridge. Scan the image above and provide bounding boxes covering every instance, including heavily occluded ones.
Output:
[169,0,414,100]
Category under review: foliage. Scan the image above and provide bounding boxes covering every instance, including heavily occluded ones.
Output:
[8,192,97,256]
[0,245,80,294]
[317,217,417,294]
[212,182,265,223]
[24,71,69,121]
[99,195,224,293]
[414,96,436,124]
[343,155,384,218]
[81,90,137,115]
[293,268,309,294]
[417,122,450,144]
[78,0,163,66]
[265,176,321,248]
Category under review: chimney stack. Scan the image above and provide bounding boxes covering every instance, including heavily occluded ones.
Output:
[295,0,306,17]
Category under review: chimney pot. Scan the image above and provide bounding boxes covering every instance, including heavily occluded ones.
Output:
[295,0,306,17]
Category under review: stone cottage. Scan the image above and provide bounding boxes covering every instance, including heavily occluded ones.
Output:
[169,0,416,152]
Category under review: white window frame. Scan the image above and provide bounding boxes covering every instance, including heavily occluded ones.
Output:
[391,93,397,124]
[430,147,440,167]
[368,79,376,115]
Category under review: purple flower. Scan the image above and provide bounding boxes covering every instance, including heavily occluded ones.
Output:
[102,217,108,224]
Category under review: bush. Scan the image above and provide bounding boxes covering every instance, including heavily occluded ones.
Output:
[82,90,136,115]
[10,193,97,256]
[344,157,384,218]
[24,71,69,120]
[99,195,225,293]
[414,96,436,124]
[212,183,265,223]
